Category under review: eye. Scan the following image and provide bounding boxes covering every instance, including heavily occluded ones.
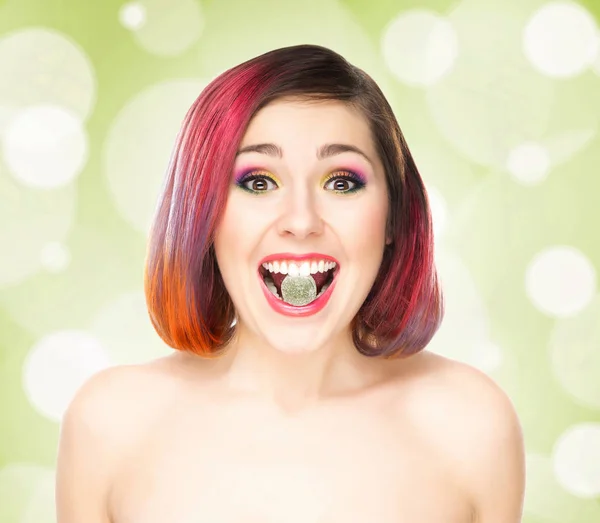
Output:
[323,171,365,194]
[237,173,277,193]
[236,170,366,195]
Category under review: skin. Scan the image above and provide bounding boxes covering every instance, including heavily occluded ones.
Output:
[55,100,526,523]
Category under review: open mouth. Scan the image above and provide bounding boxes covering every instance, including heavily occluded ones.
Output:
[258,263,339,304]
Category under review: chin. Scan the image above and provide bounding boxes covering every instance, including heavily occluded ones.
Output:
[268,339,324,355]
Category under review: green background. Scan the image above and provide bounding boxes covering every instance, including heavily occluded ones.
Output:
[1,0,600,520]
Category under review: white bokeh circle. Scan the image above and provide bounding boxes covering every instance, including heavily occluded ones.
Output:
[123,0,204,56]
[550,293,600,409]
[104,79,207,235]
[3,104,88,188]
[524,453,600,520]
[0,27,96,127]
[89,291,172,365]
[0,464,54,523]
[523,1,600,78]
[22,330,111,421]
[21,468,55,523]
[119,2,147,30]
[525,246,596,317]
[553,423,600,498]
[506,142,551,185]
[381,9,458,87]
[469,340,503,374]
[40,241,71,273]
[425,249,491,368]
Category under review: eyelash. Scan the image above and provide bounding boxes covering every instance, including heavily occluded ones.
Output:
[236,170,366,195]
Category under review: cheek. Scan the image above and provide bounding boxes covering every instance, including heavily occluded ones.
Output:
[213,195,261,265]
[213,208,248,299]
[343,200,388,246]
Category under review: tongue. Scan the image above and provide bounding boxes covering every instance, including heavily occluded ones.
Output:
[270,270,331,295]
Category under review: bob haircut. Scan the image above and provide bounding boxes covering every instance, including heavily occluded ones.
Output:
[144,44,444,359]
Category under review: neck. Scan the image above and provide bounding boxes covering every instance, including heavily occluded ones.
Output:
[209,324,385,415]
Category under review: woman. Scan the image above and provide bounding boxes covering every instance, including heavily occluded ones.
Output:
[56,44,525,523]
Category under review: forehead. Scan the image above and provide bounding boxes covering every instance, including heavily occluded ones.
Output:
[240,99,374,149]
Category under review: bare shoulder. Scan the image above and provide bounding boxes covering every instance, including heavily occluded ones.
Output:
[56,362,170,523]
[398,350,526,522]
[402,349,521,416]
[63,356,186,446]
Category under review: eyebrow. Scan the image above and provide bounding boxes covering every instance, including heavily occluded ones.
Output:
[235,142,374,167]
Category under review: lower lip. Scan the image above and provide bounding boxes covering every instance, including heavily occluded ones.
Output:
[258,269,339,318]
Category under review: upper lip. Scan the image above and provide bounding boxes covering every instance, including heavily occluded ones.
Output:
[258,252,340,266]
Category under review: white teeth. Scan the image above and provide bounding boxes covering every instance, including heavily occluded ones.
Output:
[299,262,311,276]
[261,259,337,275]
[317,280,332,297]
[265,279,281,299]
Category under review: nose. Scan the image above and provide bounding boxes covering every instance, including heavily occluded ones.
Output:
[276,184,324,240]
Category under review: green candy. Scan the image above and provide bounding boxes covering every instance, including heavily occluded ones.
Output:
[280,275,317,306]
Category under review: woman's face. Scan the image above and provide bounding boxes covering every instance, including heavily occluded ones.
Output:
[213,98,391,354]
